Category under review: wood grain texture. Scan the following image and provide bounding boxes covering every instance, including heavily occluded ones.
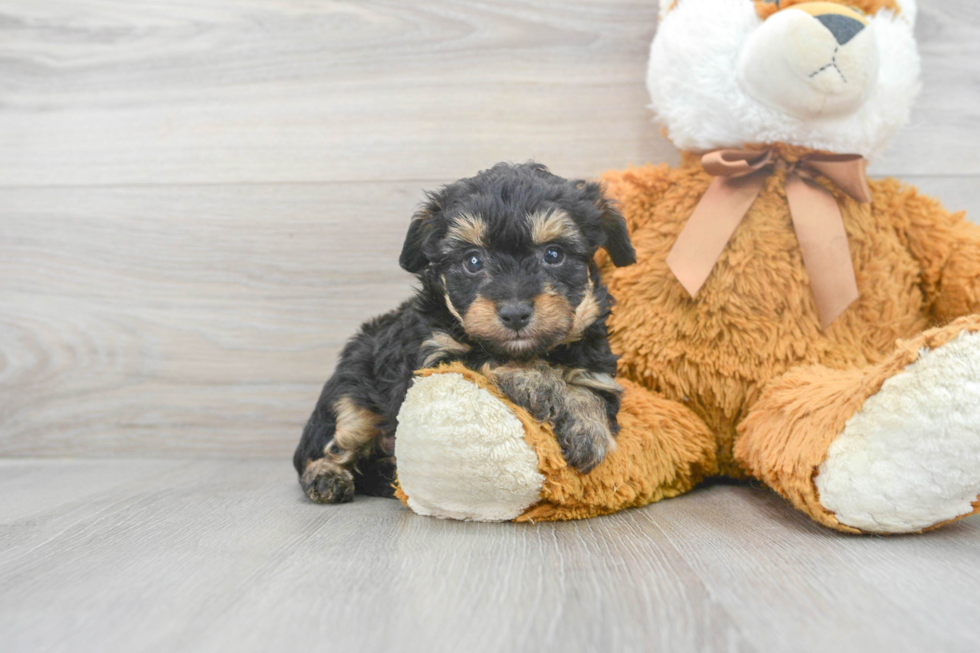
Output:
[0,1,978,187]
[1,0,980,459]
[1,459,979,653]
[0,183,425,456]
[0,0,668,186]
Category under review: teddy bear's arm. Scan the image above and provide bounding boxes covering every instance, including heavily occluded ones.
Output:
[891,181,980,321]
[932,217,980,321]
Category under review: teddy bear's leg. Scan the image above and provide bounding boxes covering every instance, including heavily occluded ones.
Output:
[395,366,718,521]
[735,316,980,534]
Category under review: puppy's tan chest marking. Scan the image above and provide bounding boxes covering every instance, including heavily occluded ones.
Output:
[421,331,472,367]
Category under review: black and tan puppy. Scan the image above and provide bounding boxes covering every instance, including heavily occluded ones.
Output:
[293,162,636,503]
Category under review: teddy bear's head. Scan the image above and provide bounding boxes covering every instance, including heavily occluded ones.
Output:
[649,0,919,158]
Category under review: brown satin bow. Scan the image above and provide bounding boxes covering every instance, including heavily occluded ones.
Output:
[665,149,872,330]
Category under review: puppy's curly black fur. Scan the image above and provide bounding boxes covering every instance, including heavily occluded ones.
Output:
[294,162,636,503]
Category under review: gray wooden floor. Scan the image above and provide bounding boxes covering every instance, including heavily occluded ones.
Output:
[3,1,980,651]
[3,459,980,653]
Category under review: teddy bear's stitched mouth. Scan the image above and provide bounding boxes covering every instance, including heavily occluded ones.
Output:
[809,46,848,84]
[735,8,878,120]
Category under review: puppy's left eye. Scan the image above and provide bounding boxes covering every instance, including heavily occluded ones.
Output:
[543,246,564,265]
[463,251,484,274]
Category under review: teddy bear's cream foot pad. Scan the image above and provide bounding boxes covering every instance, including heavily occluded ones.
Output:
[395,372,544,521]
[816,331,980,533]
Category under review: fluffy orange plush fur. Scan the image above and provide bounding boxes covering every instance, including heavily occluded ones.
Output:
[600,148,980,473]
[595,152,980,532]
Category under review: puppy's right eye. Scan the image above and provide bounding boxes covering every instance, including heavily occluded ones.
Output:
[463,251,484,274]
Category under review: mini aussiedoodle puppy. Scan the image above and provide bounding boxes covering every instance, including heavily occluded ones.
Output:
[293,162,636,503]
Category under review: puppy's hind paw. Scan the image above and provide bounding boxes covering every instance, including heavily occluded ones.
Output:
[301,458,355,504]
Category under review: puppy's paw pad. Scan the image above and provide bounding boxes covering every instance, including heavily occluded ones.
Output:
[301,460,355,504]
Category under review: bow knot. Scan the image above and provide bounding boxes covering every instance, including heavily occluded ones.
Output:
[665,148,872,330]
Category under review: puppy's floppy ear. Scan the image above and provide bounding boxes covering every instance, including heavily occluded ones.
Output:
[582,181,635,267]
[399,192,442,273]
[600,200,635,267]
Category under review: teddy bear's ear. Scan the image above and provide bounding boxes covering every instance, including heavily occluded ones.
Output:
[894,0,917,27]
[399,191,443,274]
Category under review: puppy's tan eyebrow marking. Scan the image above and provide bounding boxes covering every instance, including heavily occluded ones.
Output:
[528,209,583,245]
[445,213,487,247]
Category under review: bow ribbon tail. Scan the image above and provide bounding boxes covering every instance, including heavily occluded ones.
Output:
[784,174,860,330]
[666,171,768,297]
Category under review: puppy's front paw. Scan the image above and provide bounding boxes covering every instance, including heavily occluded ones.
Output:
[485,363,562,423]
[301,458,355,504]
[556,418,614,473]
[488,362,616,473]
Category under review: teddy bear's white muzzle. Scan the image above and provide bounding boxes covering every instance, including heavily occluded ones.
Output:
[737,5,879,120]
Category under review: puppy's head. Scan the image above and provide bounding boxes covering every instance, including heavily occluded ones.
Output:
[400,162,635,358]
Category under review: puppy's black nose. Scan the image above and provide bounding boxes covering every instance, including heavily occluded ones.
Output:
[815,13,864,46]
[497,302,533,332]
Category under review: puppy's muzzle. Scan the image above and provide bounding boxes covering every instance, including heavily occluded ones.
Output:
[497,301,534,332]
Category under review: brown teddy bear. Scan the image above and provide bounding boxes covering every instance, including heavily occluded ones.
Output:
[394,0,980,534]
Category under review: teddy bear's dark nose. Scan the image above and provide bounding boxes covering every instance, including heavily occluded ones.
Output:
[815,13,865,46]
[498,302,533,332]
